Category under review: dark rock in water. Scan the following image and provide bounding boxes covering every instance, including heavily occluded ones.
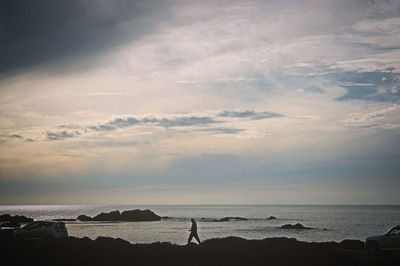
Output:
[92,210,121,221]
[0,214,12,221]
[280,223,312,230]
[77,215,92,221]
[53,218,76,221]
[339,239,364,250]
[77,209,161,222]
[267,216,277,220]
[120,209,161,221]
[1,221,20,228]
[0,214,33,223]
[215,217,248,222]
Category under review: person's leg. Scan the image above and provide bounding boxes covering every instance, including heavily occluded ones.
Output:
[194,233,201,244]
[187,232,193,244]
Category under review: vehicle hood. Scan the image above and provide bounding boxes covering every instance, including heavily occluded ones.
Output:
[366,234,384,241]
[12,228,22,235]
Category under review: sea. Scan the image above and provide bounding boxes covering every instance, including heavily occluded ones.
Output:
[1,205,399,244]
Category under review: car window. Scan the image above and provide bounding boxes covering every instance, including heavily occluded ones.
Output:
[56,223,66,229]
[23,222,41,230]
[41,222,52,228]
[389,228,400,235]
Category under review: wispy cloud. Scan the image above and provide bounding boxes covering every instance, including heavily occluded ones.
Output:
[47,130,80,140]
[39,109,284,141]
[343,104,399,124]
[89,115,219,133]
[218,110,283,120]
[198,127,244,134]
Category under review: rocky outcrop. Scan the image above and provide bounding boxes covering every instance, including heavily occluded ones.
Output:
[0,234,396,266]
[77,209,161,222]
[53,218,76,221]
[1,221,20,228]
[77,215,92,221]
[0,214,33,223]
[120,210,161,221]
[279,223,312,230]
[92,210,121,221]
[267,216,277,220]
[215,217,248,222]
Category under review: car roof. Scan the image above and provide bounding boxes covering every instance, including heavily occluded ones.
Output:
[31,220,56,224]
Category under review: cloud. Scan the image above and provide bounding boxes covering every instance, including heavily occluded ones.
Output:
[89,115,219,133]
[44,109,283,141]
[145,116,219,127]
[47,130,80,140]
[218,110,283,120]
[0,0,171,76]
[199,127,244,134]
[344,104,399,124]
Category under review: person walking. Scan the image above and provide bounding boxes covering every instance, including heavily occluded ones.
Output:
[188,218,201,245]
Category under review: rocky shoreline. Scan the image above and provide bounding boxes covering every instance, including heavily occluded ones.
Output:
[0,229,398,266]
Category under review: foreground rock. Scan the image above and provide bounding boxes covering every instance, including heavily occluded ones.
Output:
[0,214,33,224]
[77,209,161,222]
[1,221,20,228]
[1,234,396,266]
[215,217,248,222]
[339,239,365,251]
[280,223,313,230]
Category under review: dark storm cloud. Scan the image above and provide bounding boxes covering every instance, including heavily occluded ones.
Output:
[0,0,171,76]
[218,110,283,120]
[47,130,80,140]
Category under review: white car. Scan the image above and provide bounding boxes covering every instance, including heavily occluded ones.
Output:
[13,221,68,241]
[365,225,400,254]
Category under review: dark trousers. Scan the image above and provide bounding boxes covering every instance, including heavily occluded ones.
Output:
[188,231,201,244]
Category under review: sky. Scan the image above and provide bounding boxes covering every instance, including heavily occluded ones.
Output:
[0,0,399,205]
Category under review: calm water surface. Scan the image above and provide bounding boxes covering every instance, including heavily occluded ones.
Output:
[1,205,399,244]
